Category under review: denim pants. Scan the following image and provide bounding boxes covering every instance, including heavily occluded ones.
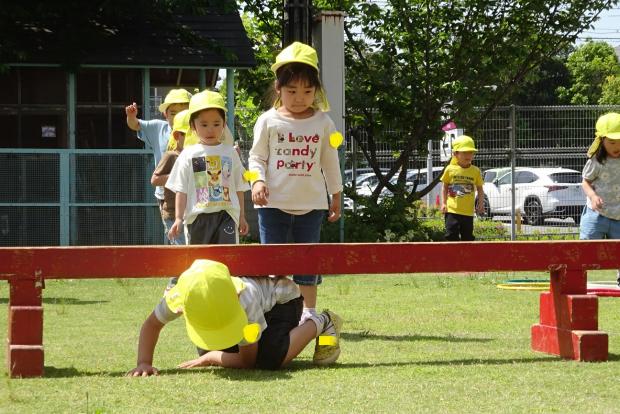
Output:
[258,208,325,285]
[580,207,620,285]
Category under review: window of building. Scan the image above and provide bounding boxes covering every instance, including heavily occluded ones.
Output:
[0,68,68,148]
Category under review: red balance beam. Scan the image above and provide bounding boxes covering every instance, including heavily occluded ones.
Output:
[1,240,620,280]
[2,240,620,377]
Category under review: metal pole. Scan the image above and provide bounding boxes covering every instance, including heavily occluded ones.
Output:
[509,105,516,240]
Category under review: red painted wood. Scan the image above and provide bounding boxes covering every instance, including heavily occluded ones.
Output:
[0,240,620,280]
[8,345,44,378]
[9,306,43,345]
[531,324,607,361]
[9,277,43,306]
[539,293,598,330]
[549,267,587,295]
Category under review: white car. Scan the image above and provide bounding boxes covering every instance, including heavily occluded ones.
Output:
[482,167,585,225]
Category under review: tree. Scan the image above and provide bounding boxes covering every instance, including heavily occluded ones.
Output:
[557,40,620,104]
[330,0,618,203]
[510,50,572,106]
[599,75,620,104]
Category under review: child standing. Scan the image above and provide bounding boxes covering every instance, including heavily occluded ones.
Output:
[151,110,190,245]
[125,89,192,242]
[580,112,620,286]
[248,42,343,323]
[440,135,485,241]
[127,260,343,375]
[166,91,249,244]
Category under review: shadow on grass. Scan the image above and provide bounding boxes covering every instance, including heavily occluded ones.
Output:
[39,352,620,378]
[0,297,108,305]
[342,331,493,343]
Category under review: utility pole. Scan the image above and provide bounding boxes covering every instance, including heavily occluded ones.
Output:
[282,0,313,46]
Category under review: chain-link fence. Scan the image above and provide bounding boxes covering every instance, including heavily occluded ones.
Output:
[345,105,620,240]
[4,105,620,246]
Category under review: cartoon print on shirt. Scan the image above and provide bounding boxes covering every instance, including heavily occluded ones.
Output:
[206,155,223,202]
[448,183,474,198]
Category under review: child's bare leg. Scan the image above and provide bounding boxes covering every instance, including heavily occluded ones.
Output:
[281,321,317,366]
[298,285,317,308]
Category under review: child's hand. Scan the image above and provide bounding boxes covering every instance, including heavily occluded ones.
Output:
[251,181,269,206]
[440,204,447,214]
[125,102,138,118]
[238,216,249,236]
[127,363,159,377]
[589,194,604,212]
[476,199,485,215]
[178,353,213,369]
[168,219,182,240]
[327,201,341,222]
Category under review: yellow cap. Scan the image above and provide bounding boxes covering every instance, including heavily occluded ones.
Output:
[587,112,620,157]
[172,110,190,134]
[271,41,319,73]
[158,89,192,113]
[166,110,190,151]
[165,260,248,351]
[452,135,477,152]
[188,90,227,118]
[450,135,477,165]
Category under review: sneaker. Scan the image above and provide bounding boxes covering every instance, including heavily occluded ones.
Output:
[312,310,343,366]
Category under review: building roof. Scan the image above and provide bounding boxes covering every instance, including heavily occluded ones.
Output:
[12,10,256,69]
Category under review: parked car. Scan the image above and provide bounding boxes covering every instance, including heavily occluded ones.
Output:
[482,167,585,225]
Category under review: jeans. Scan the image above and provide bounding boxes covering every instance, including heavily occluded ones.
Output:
[258,208,325,286]
[579,207,620,240]
[163,217,186,245]
[580,207,620,286]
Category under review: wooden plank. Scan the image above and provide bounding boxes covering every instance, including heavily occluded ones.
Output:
[1,240,620,279]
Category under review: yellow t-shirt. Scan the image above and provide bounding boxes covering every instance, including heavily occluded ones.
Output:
[440,164,483,216]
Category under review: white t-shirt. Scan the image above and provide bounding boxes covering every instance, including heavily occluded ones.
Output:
[166,143,249,225]
[248,108,343,212]
[154,276,301,346]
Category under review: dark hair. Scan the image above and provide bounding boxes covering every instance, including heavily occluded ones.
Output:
[189,108,226,128]
[595,137,608,164]
[275,62,321,89]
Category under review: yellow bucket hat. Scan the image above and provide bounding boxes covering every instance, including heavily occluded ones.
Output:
[166,110,190,151]
[188,90,227,118]
[450,135,478,165]
[158,89,192,113]
[165,260,248,351]
[271,41,319,73]
[587,112,620,158]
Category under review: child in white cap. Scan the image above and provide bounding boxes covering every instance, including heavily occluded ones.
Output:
[248,42,343,328]
[580,112,620,286]
[166,91,249,243]
[127,260,343,374]
[440,135,485,241]
[125,89,192,242]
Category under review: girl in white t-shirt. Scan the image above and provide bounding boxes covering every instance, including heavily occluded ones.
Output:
[167,91,249,244]
[249,42,343,324]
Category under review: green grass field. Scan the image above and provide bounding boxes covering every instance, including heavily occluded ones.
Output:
[1,270,619,413]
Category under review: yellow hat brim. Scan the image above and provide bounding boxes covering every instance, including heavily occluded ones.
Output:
[184,302,247,351]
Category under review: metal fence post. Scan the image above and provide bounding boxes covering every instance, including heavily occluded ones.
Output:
[509,105,516,240]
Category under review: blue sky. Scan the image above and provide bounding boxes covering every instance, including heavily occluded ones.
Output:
[576,6,620,47]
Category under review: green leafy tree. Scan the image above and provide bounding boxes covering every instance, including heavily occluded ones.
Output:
[510,50,572,106]
[599,75,620,104]
[557,40,620,104]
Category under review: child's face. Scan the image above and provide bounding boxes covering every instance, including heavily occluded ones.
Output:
[192,109,225,145]
[454,151,475,167]
[602,137,620,158]
[165,103,189,126]
[277,78,316,117]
